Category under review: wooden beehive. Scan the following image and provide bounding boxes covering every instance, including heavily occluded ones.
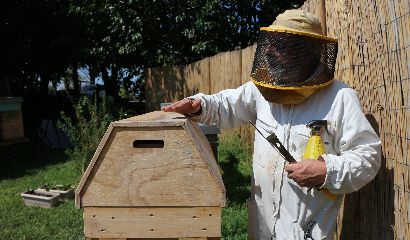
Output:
[0,97,24,142]
[75,111,226,240]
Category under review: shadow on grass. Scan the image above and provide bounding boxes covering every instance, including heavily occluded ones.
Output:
[0,140,69,180]
[218,152,251,205]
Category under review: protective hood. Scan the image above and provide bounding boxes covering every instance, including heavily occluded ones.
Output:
[250,10,338,90]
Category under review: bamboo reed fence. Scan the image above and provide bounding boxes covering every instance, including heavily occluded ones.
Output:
[301,1,409,239]
[145,0,409,238]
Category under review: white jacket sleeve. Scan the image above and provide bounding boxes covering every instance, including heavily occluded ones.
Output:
[189,81,258,128]
[321,89,382,194]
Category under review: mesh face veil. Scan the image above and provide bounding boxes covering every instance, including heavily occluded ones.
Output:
[251,27,338,89]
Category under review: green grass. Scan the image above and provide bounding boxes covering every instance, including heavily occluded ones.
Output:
[0,142,84,240]
[218,133,253,239]
[0,133,252,240]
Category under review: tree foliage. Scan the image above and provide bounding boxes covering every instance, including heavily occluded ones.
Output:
[71,0,304,67]
[1,0,87,96]
[1,0,304,100]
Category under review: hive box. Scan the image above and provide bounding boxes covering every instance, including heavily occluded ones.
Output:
[75,111,226,240]
[0,97,24,142]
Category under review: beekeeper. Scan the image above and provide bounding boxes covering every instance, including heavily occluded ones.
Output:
[163,9,381,240]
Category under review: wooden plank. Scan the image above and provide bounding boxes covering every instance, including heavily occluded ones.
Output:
[0,111,24,140]
[113,111,187,128]
[0,97,22,104]
[183,121,226,207]
[86,238,126,240]
[183,59,211,96]
[118,111,185,122]
[144,67,185,111]
[80,126,223,207]
[76,123,115,208]
[180,238,219,240]
[144,68,156,112]
[209,51,241,94]
[240,44,256,85]
[84,207,221,238]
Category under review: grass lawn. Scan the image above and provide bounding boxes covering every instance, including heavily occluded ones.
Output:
[0,142,84,239]
[0,133,252,240]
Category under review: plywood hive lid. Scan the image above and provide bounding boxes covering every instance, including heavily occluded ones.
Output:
[75,111,226,208]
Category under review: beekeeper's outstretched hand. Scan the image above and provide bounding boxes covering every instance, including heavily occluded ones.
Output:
[162,98,202,116]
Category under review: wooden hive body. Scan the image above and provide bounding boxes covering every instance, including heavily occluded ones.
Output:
[75,111,226,239]
[0,97,24,143]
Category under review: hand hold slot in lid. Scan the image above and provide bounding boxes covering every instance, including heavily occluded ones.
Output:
[133,140,164,148]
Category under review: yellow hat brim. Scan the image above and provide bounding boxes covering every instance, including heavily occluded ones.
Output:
[251,76,335,90]
[260,26,338,42]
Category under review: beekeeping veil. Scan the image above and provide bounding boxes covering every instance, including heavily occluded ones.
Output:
[251,10,338,95]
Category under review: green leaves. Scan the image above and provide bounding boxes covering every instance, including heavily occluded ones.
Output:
[59,96,114,171]
[2,0,304,99]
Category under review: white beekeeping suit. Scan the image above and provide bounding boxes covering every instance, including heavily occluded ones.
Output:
[191,80,381,239]
[164,9,381,240]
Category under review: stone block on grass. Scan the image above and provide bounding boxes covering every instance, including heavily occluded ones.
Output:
[21,190,61,208]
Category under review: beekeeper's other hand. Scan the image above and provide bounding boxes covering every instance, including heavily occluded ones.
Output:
[285,157,327,187]
[162,98,202,116]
